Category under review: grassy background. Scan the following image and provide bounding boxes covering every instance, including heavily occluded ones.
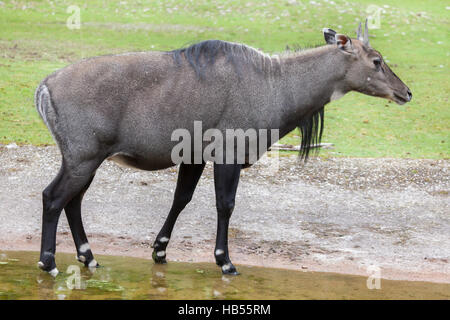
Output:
[0,0,448,158]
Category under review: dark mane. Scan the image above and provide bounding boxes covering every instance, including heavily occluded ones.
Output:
[285,43,324,52]
[170,40,272,78]
[298,107,325,160]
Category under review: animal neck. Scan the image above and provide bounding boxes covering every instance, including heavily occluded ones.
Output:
[275,45,349,136]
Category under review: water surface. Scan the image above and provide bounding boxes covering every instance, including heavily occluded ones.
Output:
[0,251,448,300]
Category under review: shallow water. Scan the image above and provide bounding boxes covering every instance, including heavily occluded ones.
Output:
[0,251,448,300]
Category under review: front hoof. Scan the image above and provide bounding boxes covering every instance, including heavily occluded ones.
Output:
[152,250,167,264]
[87,259,100,268]
[77,254,99,268]
[37,251,58,276]
[221,263,239,275]
[37,261,59,277]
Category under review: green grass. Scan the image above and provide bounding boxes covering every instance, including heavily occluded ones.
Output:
[0,0,448,158]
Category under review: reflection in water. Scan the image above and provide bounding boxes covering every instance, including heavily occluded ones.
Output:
[0,251,448,300]
[150,263,168,299]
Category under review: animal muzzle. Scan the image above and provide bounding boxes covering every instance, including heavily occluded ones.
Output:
[393,88,412,105]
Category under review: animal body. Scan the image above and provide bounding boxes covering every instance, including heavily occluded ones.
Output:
[35,22,411,276]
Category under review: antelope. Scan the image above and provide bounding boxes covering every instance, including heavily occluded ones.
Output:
[35,21,411,276]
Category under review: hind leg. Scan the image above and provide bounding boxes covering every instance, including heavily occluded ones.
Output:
[64,175,99,269]
[152,163,205,264]
[38,159,101,276]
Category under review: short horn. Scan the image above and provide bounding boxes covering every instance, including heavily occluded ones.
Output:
[363,18,370,46]
[356,22,362,40]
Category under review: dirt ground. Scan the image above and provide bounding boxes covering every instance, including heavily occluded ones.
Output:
[0,144,449,283]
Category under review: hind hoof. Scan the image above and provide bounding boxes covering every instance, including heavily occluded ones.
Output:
[221,263,239,275]
[222,270,240,276]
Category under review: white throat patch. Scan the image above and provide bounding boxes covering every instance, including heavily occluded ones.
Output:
[330,90,345,101]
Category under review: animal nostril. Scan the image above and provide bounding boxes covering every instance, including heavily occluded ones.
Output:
[407,90,412,101]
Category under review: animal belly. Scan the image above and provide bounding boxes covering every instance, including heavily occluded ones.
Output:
[108,153,175,171]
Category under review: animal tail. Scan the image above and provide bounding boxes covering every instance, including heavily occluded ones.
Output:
[34,80,58,143]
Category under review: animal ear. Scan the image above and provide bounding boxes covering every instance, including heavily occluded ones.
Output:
[323,28,337,44]
[335,34,353,53]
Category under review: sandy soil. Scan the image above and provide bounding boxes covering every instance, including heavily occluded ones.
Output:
[0,145,449,283]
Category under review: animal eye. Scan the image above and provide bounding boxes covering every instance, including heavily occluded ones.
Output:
[373,58,382,69]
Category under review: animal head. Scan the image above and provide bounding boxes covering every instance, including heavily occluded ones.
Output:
[323,20,412,105]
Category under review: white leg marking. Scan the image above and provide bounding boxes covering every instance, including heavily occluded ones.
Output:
[159,237,169,243]
[88,259,97,268]
[156,250,166,257]
[78,255,86,263]
[49,268,59,277]
[222,263,231,272]
[79,243,90,253]
[37,261,44,269]
[215,249,224,256]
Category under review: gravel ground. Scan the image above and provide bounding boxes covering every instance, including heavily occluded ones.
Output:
[0,144,449,283]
